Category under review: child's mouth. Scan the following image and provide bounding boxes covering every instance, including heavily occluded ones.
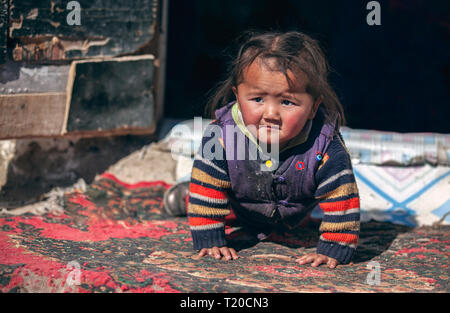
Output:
[259,125,280,131]
[258,125,281,143]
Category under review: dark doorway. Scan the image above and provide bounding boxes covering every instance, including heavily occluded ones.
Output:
[164,0,449,133]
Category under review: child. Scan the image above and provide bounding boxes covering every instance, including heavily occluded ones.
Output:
[164,31,360,268]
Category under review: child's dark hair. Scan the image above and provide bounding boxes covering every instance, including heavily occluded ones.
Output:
[205,31,346,128]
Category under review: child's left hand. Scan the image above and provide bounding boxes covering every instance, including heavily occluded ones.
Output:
[296,253,339,269]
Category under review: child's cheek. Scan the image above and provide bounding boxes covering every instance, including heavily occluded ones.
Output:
[241,102,263,127]
[282,112,307,137]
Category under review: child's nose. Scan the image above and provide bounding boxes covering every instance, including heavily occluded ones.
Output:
[263,101,281,121]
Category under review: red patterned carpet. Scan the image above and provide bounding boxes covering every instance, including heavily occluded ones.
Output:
[0,173,448,292]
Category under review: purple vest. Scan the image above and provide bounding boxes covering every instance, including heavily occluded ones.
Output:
[214,102,337,231]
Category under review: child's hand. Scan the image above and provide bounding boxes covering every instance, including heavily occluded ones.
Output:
[296,253,339,269]
[198,246,239,260]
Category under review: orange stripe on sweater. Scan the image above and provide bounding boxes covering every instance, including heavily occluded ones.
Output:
[188,216,225,226]
[190,183,228,200]
[319,197,360,212]
[322,232,358,244]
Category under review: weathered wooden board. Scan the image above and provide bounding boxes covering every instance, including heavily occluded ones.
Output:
[0,0,164,139]
[0,0,7,64]
[9,0,158,62]
[0,61,69,139]
[0,62,70,93]
[65,55,156,134]
[0,55,156,139]
[0,93,67,138]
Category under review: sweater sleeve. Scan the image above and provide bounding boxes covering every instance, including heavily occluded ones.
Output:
[188,122,232,250]
[314,133,360,264]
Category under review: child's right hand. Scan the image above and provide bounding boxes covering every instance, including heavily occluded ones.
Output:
[198,246,239,260]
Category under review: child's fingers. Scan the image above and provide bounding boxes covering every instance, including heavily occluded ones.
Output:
[327,259,338,269]
[297,254,338,268]
[211,246,221,259]
[296,254,315,265]
[229,248,239,260]
[219,247,232,260]
[197,247,239,260]
[198,247,219,258]
[311,257,324,267]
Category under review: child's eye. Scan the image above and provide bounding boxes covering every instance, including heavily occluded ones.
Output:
[252,97,263,103]
[282,99,296,106]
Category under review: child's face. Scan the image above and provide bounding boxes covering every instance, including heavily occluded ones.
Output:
[233,58,321,149]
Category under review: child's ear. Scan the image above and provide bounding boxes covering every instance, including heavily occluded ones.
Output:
[232,86,241,108]
[309,95,323,120]
[232,86,238,99]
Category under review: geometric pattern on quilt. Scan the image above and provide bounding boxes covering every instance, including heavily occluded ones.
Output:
[353,164,450,226]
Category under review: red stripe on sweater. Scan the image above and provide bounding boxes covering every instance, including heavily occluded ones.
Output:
[188,216,225,226]
[319,197,360,212]
[190,183,228,200]
[322,232,358,244]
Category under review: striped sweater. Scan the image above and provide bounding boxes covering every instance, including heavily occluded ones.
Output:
[188,126,360,264]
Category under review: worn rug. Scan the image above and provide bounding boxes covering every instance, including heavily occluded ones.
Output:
[0,173,448,293]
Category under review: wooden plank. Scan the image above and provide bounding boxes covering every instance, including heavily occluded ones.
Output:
[9,0,158,62]
[0,63,70,94]
[0,93,66,138]
[65,55,156,133]
[130,0,168,129]
[155,0,168,123]
[0,55,157,139]
[0,0,7,64]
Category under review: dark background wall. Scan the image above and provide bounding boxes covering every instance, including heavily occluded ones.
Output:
[164,0,449,133]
